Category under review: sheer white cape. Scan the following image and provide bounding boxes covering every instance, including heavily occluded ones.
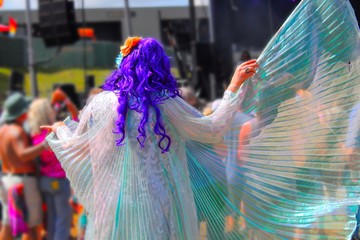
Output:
[47,0,360,239]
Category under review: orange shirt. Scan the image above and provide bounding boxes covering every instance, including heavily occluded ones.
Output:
[0,124,36,174]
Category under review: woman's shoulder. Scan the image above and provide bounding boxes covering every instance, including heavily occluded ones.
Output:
[83,91,119,122]
[95,90,118,100]
[90,91,118,107]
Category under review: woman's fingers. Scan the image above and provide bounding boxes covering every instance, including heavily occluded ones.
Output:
[242,65,258,75]
[40,122,65,132]
[237,60,259,75]
[241,59,258,66]
[40,125,53,132]
[244,62,259,68]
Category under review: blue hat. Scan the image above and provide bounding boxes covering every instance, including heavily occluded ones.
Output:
[0,93,32,122]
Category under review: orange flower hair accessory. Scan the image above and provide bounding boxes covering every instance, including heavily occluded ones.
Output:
[121,37,142,56]
[116,36,142,68]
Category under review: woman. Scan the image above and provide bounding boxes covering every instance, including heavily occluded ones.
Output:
[43,37,258,239]
[28,99,72,240]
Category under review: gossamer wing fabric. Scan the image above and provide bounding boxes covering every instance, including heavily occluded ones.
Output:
[185,0,360,239]
[47,0,360,239]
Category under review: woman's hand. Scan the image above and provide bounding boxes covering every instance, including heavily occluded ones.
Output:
[227,59,259,93]
[40,122,66,132]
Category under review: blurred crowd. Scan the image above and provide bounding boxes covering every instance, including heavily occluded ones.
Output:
[0,86,102,240]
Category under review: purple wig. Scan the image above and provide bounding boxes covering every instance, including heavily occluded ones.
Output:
[102,38,180,153]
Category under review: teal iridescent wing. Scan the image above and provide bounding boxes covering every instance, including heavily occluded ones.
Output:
[183,0,360,239]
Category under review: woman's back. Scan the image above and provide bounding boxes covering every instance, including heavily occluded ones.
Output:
[57,91,198,239]
[49,87,243,239]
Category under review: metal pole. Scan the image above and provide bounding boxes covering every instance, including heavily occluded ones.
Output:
[124,0,132,36]
[208,0,217,100]
[208,0,215,44]
[25,0,38,97]
[189,0,197,87]
[82,0,87,81]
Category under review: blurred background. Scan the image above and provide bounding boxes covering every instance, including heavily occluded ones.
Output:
[0,0,358,105]
[0,0,310,108]
[0,1,359,239]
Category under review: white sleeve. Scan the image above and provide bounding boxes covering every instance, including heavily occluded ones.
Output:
[163,89,244,143]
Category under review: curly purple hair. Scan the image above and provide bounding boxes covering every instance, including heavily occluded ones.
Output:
[102,38,180,152]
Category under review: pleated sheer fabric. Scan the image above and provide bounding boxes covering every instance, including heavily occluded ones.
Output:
[47,0,360,239]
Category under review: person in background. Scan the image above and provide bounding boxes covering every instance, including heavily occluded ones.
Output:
[85,87,103,106]
[240,51,251,62]
[51,88,79,122]
[0,162,4,235]
[0,93,44,240]
[205,98,253,235]
[234,50,252,71]
[179,86,207,111]
[0,114,4,236]
[28,98,72,240]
